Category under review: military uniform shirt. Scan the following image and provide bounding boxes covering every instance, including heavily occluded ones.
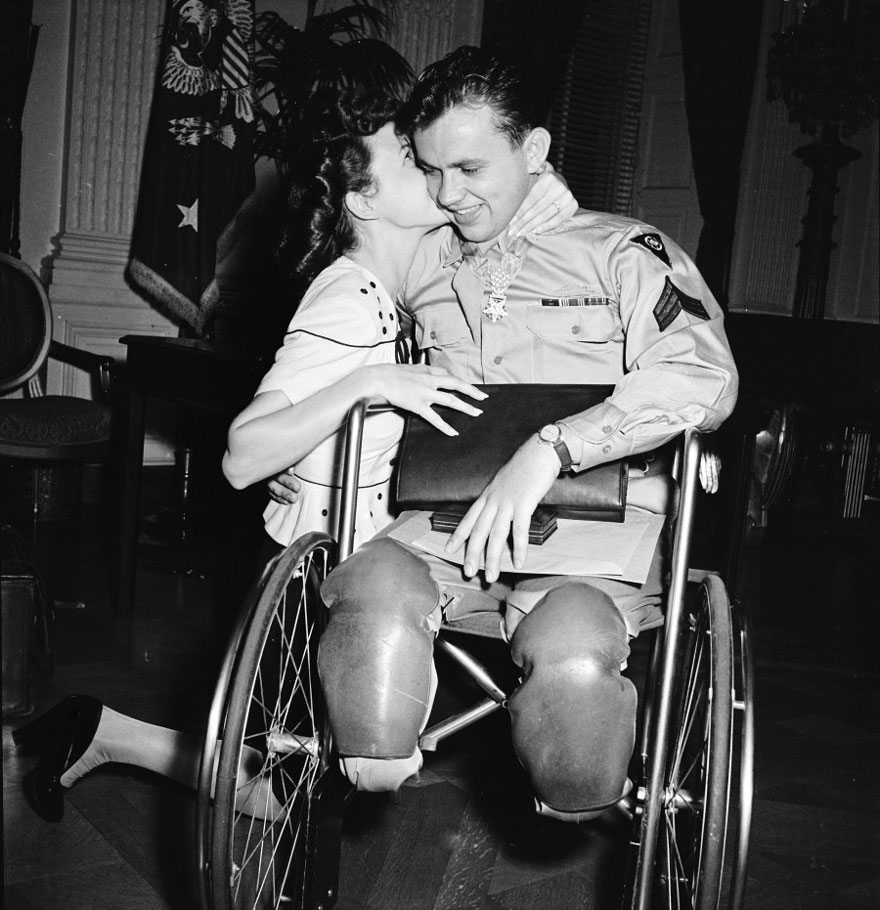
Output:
[402,211,738,470]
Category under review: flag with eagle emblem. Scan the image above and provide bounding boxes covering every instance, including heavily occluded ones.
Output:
[128,0,256,335]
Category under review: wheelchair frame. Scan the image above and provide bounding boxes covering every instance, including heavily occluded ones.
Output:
[196,400,754,910]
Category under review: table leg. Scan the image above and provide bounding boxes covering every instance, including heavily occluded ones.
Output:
[114,376,146,613]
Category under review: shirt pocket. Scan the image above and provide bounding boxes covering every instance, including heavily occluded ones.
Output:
[414,304,470,352]
[525,302,620,344]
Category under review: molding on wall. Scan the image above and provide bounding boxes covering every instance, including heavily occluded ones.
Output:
[45,0,175,462]
[47,0,174,368]
[63,0,159,238]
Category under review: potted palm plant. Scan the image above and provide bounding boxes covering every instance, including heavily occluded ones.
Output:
[252,1,414,176]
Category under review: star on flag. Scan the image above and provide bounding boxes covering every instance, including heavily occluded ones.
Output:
[177,199,199,231]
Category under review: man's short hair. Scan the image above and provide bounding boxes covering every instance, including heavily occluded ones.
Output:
[399,46,539,146]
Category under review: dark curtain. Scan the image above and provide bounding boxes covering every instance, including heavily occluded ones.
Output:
[481,0,590,122]
[679,0,764,308]
[0,0,39,258]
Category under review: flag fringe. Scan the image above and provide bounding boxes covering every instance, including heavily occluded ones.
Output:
[128,257,219,336]
[216,188,261,264]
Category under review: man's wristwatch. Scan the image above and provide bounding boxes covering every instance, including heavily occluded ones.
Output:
[537,423,574,472]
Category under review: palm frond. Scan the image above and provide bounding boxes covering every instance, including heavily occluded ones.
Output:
[312,39,413,98]
[252,1,411,173]
[306,1,398,40]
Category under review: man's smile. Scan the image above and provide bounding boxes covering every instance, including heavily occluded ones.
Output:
[448,203,483,224]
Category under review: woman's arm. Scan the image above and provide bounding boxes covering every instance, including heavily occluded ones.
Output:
[222,363,485,490]
[508,162,578,238]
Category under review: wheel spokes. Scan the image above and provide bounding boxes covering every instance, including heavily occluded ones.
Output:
[661,596,714,908]
[226,546,330,910]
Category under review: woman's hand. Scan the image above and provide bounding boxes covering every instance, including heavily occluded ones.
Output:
[267,467,300,505]
[264,365,485,505]
[363,364,487,436]
[509,161,578,238]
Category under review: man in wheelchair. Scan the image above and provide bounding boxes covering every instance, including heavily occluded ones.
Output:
[317,47,738,822]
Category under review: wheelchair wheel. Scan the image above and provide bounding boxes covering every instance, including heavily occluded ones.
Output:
[656,573,734,909]
[723,598,755,910]
[627,573,735,910]
[208,533,345,910]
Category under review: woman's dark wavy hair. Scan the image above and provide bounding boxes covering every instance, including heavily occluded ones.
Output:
[397,46,539,146]
[278,90,401,284]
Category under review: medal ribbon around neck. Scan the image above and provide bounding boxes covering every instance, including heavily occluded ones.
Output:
[467,234,534,322]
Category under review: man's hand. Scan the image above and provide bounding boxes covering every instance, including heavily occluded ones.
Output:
[508,162,578,238]
[268,467,300,505]
[445,436,561,582]
[699,447,721,495]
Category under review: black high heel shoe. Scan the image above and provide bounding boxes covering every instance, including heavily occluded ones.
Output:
[12,694,103,822]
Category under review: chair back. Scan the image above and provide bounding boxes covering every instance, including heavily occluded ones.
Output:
[0,253,52,394]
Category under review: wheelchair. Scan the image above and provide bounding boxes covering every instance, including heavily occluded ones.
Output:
[196,399,755,910]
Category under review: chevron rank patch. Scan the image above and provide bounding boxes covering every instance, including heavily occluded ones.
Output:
[653,277,710,331]
[632,232,672,267]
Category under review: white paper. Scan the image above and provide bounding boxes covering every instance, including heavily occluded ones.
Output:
[387,509,665,584]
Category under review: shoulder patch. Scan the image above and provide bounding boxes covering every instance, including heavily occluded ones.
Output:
[653,277,710,331]
[632,233,671,268]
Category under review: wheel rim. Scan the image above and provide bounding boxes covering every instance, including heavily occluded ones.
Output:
[726,599,755,910]
[213,538,333,910]
[199,560,275,910]
[658,578,733,910]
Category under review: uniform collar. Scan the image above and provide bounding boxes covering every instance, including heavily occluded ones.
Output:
[444,227,524,268]
[441,229,464,268]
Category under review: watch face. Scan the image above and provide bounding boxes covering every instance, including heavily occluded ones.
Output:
[539,424,560,443]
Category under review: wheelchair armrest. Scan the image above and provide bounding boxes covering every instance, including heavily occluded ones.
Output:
[49,340,116,398]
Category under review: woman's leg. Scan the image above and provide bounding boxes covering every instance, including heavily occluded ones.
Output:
[14,697,283,822]
[60,706,200,788]
[60,706,284,820]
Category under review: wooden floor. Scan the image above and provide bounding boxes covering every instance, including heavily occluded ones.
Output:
[3,467,879,909]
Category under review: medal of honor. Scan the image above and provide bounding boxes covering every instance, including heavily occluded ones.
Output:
[484,292,509,322]
[467,235,533,322]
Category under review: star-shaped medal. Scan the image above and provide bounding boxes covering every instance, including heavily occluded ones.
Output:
[483,294,509,322]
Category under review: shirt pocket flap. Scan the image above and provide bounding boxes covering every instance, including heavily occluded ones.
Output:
[415,305,471,349]
[526,303,619,343]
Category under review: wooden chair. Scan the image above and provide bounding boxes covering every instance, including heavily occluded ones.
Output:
[0,252,116,604]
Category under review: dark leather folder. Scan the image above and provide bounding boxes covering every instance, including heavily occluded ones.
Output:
[395,384,628,522]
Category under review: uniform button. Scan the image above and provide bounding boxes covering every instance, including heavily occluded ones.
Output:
[369,281,376,288]
[377,493,383,500]
[571,324,581,335]
[382,326,388,334]
[390,458,397,466]
[378,311,384,319]
[360,288,368,294]
[390,312,394,321]
[493,355,503,364]
[321,509,328,517]
[602,444,611,454]
[602,424,612,433]
[430,330,437,339]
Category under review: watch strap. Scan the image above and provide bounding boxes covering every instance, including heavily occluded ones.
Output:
[552,432,575,472]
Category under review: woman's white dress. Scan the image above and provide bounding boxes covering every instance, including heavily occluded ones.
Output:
[258,257,405,549]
